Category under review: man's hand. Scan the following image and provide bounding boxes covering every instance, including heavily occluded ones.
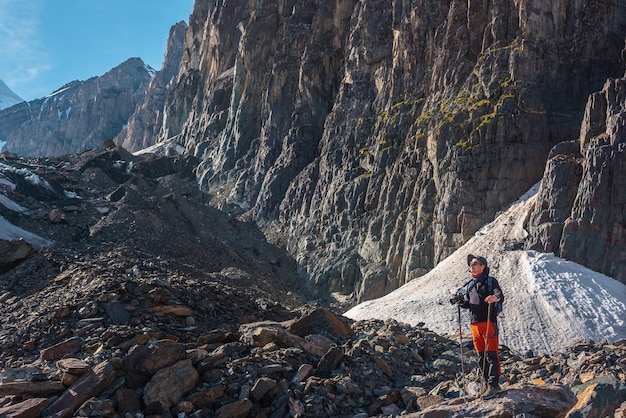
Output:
[485,295,498,304]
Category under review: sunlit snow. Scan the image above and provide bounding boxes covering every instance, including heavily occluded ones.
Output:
[345,184,626,355]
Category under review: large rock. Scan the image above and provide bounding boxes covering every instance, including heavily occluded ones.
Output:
[566,374,626,418]
[0,398,49,418]
[529,76,626,283]
[46,361,117,416]
[0,238,32,266]
[143,359,199,409]
[411,383,577,417]
[160,0,626,299]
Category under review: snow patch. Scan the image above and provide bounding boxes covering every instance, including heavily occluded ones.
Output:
[0,215,53,248]
[345,184,626,355]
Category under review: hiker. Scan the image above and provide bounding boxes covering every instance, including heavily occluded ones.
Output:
[456,254,504,399]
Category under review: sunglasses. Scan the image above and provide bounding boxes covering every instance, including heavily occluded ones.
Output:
[470,261,482,266]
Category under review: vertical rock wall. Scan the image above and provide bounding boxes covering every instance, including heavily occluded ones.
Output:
[529,75,626,282]
[163,0,626,300]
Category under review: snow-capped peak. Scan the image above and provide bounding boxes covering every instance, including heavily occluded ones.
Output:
[0,78,25,110]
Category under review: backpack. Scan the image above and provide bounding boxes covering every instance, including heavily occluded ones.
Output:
[466,276,503,316]
[487,276,503,316]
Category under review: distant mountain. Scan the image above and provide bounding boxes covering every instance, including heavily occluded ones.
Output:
[0,59,153,157]
[0,79,24,111]
[0,19,186,158]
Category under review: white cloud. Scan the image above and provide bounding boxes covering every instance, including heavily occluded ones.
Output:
[0,0,50,92]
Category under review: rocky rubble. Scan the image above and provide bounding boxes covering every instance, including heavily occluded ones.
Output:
[0,305,625,417]
[1,148,625,417]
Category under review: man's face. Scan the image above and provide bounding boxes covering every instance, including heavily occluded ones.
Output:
[470,259,485,274]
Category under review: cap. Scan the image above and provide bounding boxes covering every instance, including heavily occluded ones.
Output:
[467,254,488,267]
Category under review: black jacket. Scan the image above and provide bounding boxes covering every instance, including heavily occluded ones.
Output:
[460,273,503,324]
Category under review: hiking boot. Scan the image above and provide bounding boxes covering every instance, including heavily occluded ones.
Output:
[481,385,500,399]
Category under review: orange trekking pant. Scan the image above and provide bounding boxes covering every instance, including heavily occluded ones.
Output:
[470,321,501,382]
[470,321,499,352]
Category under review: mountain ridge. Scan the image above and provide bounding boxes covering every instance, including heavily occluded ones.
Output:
[0,58,154,157]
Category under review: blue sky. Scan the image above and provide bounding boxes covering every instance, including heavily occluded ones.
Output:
[0,0,194,101]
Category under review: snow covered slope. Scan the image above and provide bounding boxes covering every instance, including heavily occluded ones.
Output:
[345,184,626,355]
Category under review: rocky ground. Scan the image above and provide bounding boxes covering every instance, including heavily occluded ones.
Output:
[1,148,625,417]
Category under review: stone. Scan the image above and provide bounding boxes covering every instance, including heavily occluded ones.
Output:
[48,209,66,224]
[0,238,32,266]
[0,397,49,418]
[416,394,445,410]
[76,398,115,417]
[291,364,314,383]
[567,375,625,418]
[214,398,252,418]
[137,341,188,375]
[104,299,131,325]
[316,346,344,378]
[334,378,361,395]
[305,334,336,354]
[197,329,228,345]
[250,377,277,401]
[288,308,355,338]
[251,326,279,347]
[0,381,64,397]
[148,305,193,317]
[374,357,394,380]
[143,359,199,409]
[40,337,84,361]
[47,361,117,416]
[56,358,90,375]
[115,387,142,414]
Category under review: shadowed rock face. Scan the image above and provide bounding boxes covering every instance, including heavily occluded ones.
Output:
[160,0,626,299]
[0,58,153,157]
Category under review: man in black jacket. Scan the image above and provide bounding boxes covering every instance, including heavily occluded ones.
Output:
[459,254,504,399]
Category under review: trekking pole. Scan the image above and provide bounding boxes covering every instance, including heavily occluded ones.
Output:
[482,302,493,392]
[458,304,465,376]
[457,303,466,397]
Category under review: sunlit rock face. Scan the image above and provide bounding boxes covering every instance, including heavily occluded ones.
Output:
[160,0,626,299]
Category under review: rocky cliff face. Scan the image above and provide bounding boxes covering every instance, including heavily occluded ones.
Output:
[0,58,153,157]
[160,0,626,300]
[116,22,188,152]
[158,0,626,299]
[528,73,626,282]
